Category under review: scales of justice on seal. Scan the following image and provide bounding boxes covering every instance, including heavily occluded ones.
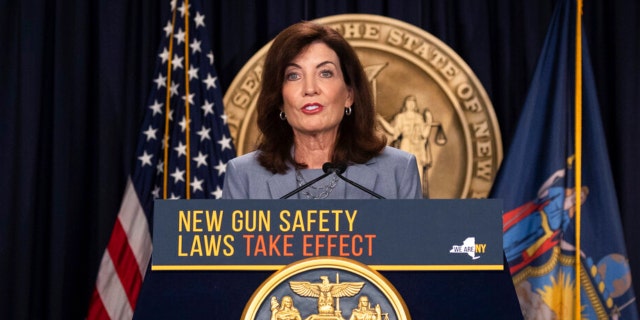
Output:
[150,14,515,320]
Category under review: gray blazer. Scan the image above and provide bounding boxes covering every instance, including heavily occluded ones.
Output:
[222,146,422,199]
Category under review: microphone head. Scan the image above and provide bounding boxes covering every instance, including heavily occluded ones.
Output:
[322,162,347,174]
[322,162,335,173]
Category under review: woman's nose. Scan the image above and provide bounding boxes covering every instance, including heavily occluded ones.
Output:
[303,77,319,96]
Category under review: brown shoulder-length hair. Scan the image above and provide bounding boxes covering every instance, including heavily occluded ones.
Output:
[256,21,386,174]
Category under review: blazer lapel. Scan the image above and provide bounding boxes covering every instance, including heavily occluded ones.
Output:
[344,161,378,198]
[267,169,298,199]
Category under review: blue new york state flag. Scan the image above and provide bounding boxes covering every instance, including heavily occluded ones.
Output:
[490,0,638,319]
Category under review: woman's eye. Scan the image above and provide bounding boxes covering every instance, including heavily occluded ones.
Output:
[320,70,333,78]
[285,72,300,81]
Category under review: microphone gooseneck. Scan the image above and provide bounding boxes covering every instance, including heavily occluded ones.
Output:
[281,162,385,199]
[280,163,335,199]
[330,163,386,199]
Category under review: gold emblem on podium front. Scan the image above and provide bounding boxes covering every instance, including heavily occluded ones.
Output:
[242,257,408,320]
[223,14,502,198]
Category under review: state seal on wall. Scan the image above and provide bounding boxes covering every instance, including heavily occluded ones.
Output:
[223,14,502,199]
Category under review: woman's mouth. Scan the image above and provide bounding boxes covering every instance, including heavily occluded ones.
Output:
[302,103,324,114]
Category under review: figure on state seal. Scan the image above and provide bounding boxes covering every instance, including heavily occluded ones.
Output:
[348,296,387,320]
[378,94,443,197]
[271,295,303,320]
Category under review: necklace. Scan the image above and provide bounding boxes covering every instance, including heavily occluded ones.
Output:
[295,169,339,199]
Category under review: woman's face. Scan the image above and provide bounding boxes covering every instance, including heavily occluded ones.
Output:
[281,41,353,139]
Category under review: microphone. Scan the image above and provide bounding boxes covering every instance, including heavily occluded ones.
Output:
[324,163,386,199]
[321,162,346,174]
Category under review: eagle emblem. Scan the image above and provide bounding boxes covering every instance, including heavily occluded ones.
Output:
[289,275,365,319]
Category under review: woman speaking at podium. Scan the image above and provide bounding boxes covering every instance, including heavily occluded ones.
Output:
[222,21,421,200]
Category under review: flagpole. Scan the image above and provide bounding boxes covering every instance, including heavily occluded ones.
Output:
[183,0,192,199]
[574,0,584,318]
[163,6,178,200]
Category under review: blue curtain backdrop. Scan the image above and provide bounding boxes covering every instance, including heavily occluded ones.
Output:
[1,0,638,319]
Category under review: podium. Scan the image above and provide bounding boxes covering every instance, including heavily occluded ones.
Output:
[133,199,523,319]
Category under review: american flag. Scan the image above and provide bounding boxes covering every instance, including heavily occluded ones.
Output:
[87,0,236,318]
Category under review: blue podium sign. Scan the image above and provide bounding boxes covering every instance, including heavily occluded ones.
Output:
[152,199,503,271]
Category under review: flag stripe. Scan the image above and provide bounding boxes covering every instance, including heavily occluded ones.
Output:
[105,179,150,307]
[95,247,134,319]
[107,218,143,308]
[92,182,150,319]
[87,288,110,320]
[117,179,152,276]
